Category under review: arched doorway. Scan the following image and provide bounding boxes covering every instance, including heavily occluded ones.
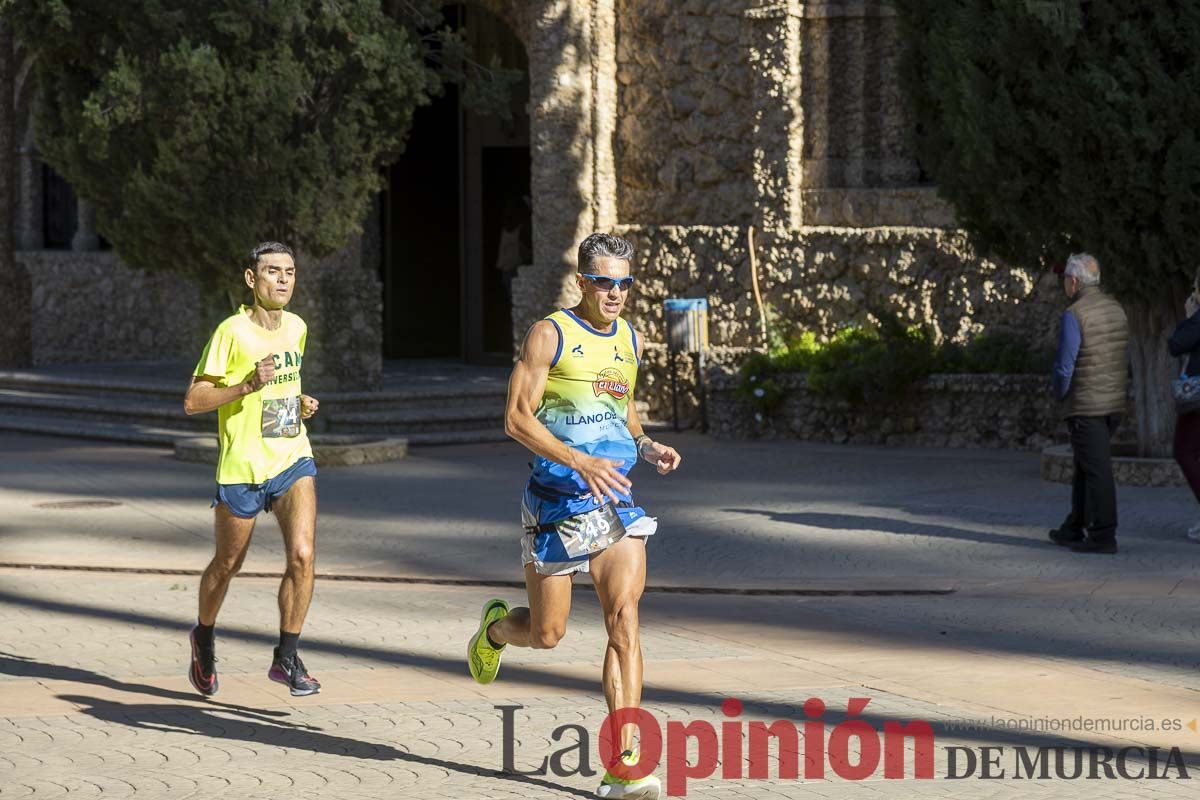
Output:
[380,4,531,363]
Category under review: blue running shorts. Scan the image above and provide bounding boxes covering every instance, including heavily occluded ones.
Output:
[212,457,317,519]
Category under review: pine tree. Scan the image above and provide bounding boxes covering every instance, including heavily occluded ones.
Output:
[2,0,514,286]
[896,0,1200,454]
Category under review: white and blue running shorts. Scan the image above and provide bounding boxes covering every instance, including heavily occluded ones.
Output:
[520,488,657,576]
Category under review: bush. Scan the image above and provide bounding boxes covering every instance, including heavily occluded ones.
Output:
[804,319,936,408]
[737,320,1050,419]
[937,331,1055,375]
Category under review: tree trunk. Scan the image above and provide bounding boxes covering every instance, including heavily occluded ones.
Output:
[1126,295,1183,458]
[0,21,31,367]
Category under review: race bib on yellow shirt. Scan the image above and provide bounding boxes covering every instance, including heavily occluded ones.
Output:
[262,396,302,438]
[193,306,313,484]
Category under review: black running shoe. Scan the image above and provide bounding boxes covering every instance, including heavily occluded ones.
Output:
[1048,526,1084,546]
[268,648,321,696]
[188,625,219,697]
[1070,536,1118,554]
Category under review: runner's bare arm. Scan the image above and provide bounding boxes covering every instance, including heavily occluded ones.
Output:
[505,321,632,504]
[183,356,276,415]
[625,328,681,475]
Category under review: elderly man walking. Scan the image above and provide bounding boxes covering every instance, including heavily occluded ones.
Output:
[1048,253,1130,554]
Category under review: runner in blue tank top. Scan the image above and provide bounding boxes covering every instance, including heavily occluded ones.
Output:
[467,233,682,799]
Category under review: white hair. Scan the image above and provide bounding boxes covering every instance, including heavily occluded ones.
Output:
[1064,252,1100,286]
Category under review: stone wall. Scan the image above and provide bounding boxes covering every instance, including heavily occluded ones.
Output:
[800,2,917,190]
[0,257,31,367]
[20,251,210,366]
[708,372,1137,450]
[615,223,1064,423]
[801,187,953,228]
[615,0,756,226]
[286,239,383,393]
[0,26,31,367]
[613,1,937,230]
[17,241,382,393]
[620,225,1062,347]
[508,0,621,346]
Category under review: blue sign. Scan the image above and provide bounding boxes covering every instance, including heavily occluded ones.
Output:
[664,298,708,312]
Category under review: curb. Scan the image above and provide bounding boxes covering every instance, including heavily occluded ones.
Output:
[1040,443,1186,488]
[174,435,409,467]
[0,563,957,597]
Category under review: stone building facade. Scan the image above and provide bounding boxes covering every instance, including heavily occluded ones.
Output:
[4,1,1061,410]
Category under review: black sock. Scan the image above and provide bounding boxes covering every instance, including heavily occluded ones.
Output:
[279,631,300,660]
[485,622,503,650]
[195,621,215,648]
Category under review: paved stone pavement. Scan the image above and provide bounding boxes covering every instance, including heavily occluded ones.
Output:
[5,431,1200,586]
[2,431,1200,798]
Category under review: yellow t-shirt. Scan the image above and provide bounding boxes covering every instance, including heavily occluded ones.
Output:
[193,306,313,485]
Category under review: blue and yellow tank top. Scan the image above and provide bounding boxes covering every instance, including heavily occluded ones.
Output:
[531,308,640,500]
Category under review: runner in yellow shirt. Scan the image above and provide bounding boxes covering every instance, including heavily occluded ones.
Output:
[182,241,322,697]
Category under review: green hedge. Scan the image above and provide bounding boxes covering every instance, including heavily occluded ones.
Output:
[737,322,1053,418]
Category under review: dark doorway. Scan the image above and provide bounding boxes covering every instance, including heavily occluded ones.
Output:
[381,77,462,358]
[380,5,530,362]
[478,148,531,355]
[42,164,78,249]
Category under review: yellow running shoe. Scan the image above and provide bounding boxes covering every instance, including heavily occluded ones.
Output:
[468,598,509,684]
[596,748,661,799]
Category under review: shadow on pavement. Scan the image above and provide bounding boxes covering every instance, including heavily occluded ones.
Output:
[0,651,297,724]
[53,693,595,798]
[3,594,1198,766]
[725,508,1050,550]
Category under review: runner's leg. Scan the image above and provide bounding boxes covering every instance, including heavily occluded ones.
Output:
[198,504,256,625]
[272,475,317,633]
[588,536,647,754]
[489,564,573,649]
